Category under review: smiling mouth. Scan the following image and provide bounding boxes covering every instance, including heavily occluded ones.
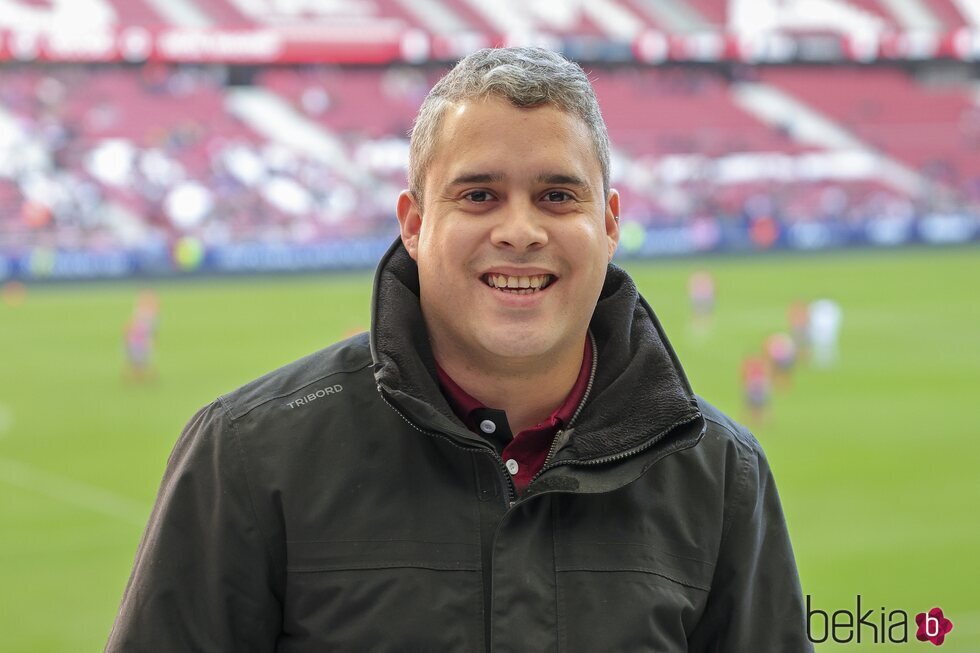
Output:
[481,273,556,295]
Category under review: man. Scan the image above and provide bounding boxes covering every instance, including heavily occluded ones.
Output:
[107,48,812,652]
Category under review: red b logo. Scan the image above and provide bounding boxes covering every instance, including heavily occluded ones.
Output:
[915,608,953,646]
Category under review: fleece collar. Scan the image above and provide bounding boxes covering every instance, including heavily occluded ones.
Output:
[369,238,702,465]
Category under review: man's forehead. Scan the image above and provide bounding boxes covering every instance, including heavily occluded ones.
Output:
[443,96,586,136]
[423,96,602,195]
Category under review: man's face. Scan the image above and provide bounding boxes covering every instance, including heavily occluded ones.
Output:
[397,96,619,367]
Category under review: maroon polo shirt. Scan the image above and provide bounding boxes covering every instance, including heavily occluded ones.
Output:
[435,336,592,493]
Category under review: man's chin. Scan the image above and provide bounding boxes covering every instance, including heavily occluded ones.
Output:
[478,332,559,363]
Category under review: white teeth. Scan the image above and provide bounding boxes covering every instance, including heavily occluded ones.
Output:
[484,273,554,292]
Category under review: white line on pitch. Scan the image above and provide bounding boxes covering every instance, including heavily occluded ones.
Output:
[0,457,149,526]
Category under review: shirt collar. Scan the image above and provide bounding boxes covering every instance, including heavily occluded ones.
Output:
[435,335,593,434]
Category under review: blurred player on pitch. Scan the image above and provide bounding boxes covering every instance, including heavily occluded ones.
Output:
[688,269,716,336]
[123,290,159,382]
[741,350,772,424]
[809,298,843,368]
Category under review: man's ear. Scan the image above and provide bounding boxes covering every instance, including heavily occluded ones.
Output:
[396,190,422,261]
[605,189,621,261]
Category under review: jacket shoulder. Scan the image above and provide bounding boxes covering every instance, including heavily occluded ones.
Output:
[218,331,373,421]
[695,395,766,461]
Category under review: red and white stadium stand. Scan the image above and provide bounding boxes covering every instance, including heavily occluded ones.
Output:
[0,0,977,275]
[761,66,980,183]
[1,0,978,63]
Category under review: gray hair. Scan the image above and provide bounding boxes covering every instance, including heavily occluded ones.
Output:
[408,47,610,207]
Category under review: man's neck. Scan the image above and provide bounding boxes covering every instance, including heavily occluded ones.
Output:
[432,336,587,435]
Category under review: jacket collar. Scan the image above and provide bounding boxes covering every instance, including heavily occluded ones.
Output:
[370,238,703,468]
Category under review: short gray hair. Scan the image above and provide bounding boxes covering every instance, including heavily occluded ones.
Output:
[408,47,610,207]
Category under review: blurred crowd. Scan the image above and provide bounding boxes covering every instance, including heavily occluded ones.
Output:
[0,63,977,255]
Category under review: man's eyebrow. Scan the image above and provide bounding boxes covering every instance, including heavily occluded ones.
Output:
[537,173,589,188]
[446,172,505,187]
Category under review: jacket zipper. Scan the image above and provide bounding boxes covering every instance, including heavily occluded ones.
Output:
[528,330,598,487]
[377,385,518,507]
[525,328,703,495]
[378,385,514,653]
[524,411,703,503]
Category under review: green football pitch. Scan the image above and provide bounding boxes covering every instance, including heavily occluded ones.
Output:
[1,247,977,652]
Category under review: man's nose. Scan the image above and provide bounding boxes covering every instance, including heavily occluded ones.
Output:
[490,199,548,251]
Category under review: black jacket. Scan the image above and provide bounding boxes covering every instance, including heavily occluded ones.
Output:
[107,241,812,652]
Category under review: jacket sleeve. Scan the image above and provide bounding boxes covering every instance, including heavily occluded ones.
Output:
[687,434,813,652]
[106,400,283,652]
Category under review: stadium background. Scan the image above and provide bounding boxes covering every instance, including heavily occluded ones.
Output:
[0,0,978,650]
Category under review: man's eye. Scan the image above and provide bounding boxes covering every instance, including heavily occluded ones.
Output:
[465,191,491,203]
[544,191,571,202]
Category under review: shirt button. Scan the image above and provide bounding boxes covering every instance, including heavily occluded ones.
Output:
[505,459,519,475]
[479,419,496,434]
